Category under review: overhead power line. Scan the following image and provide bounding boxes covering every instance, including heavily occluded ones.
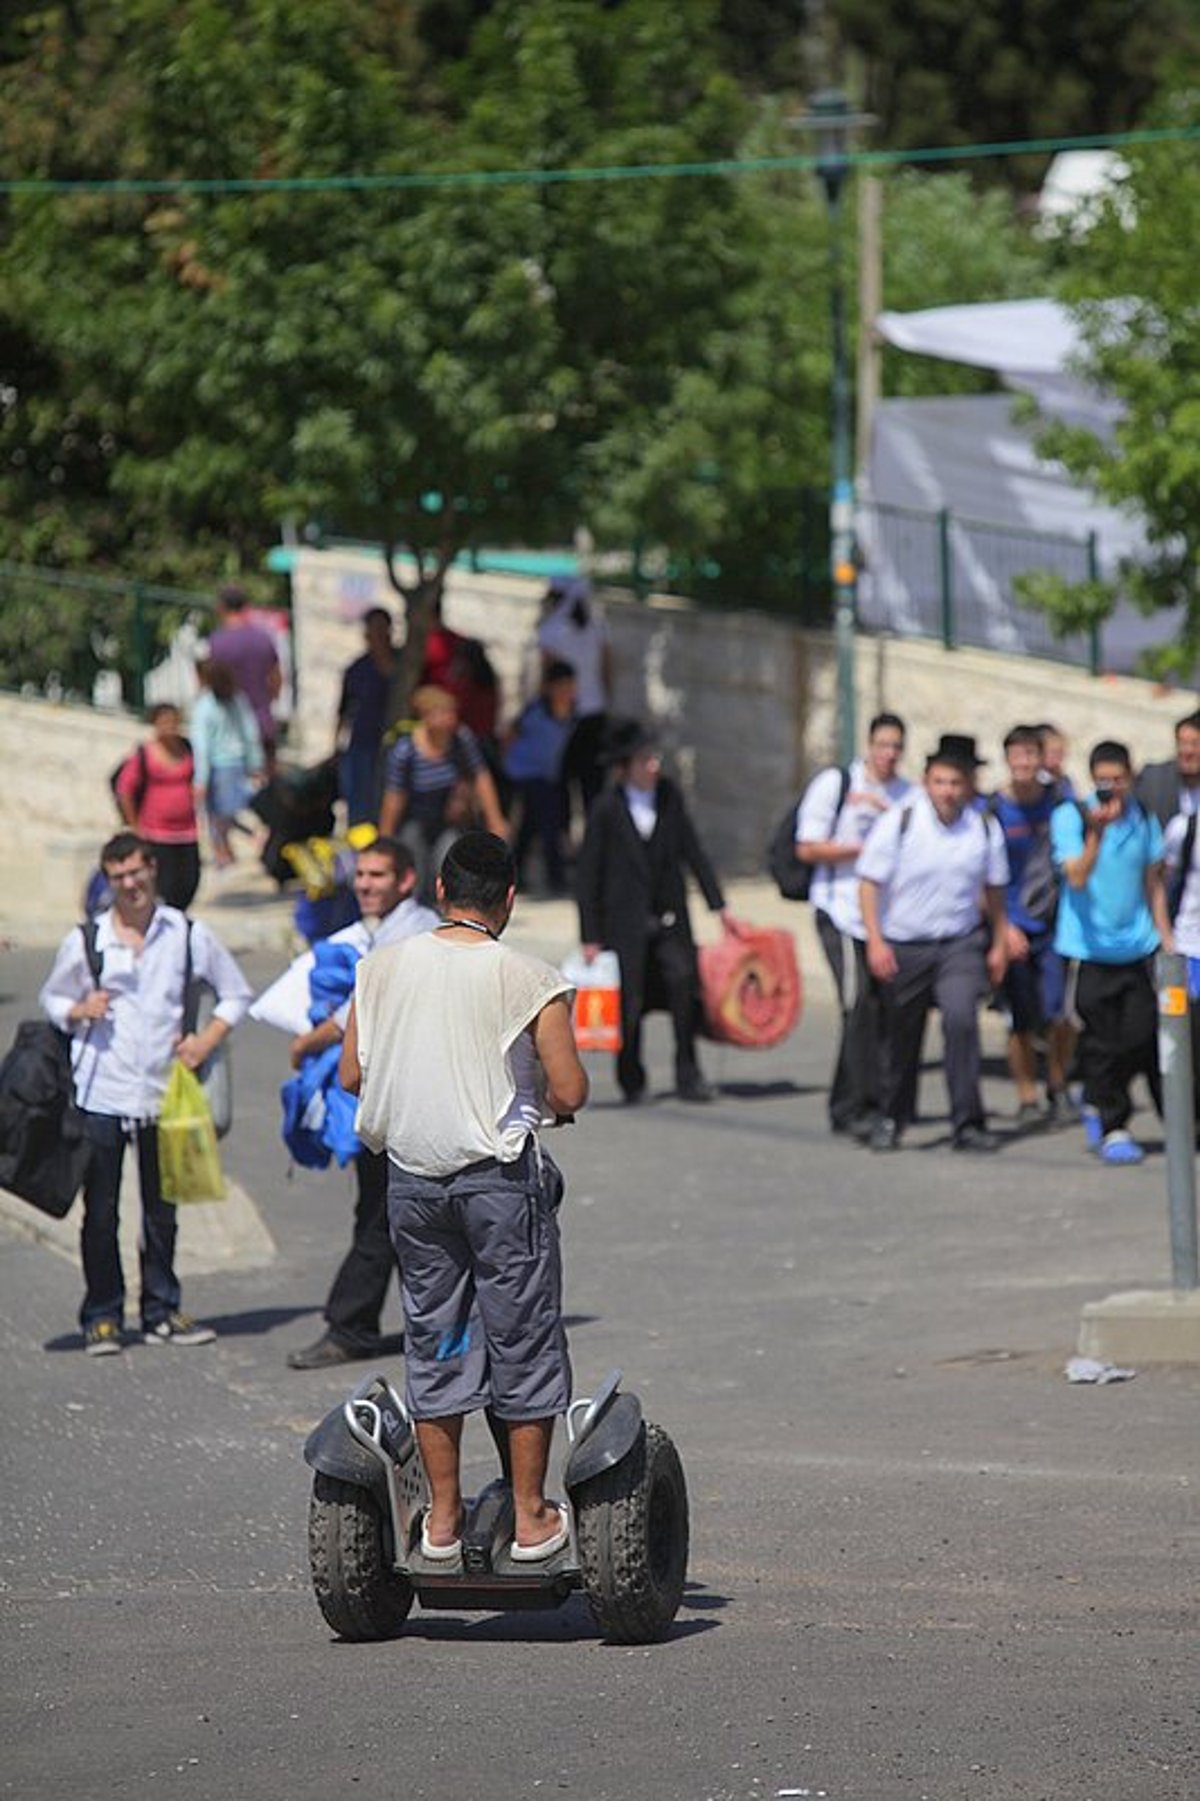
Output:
[0,124,1195,197]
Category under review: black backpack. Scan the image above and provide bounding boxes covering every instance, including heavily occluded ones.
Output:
[109,743,148,818]
[767,767,850,902]
[0,924,103,1218]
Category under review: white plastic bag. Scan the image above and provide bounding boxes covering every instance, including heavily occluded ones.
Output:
[561,949,622,1053]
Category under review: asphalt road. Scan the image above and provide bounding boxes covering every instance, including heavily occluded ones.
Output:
[1,938,1197,1801]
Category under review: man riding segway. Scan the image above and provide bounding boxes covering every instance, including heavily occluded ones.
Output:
[304,831,690,1644]
[339,830,586,1561]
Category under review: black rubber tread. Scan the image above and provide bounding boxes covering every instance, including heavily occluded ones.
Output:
[308,1472,414,1641]
[574,1421,689,1644]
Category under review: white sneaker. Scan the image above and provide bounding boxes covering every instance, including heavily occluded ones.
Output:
[143,1312,217,1347]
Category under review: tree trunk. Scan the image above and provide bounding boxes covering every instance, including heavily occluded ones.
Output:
[382,542,452,730]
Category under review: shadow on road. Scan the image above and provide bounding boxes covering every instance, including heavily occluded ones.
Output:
[713,1079,816,1101]
[42,1302,320,1353]
[326,1592,721,1647]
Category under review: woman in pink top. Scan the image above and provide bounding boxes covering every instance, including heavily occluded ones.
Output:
[115,703,201,909]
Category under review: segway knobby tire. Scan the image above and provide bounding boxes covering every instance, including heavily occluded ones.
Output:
[574,1421,688,1644]
[308,1472,414,1641]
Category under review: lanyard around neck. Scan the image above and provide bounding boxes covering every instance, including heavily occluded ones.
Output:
[436,918,497,942]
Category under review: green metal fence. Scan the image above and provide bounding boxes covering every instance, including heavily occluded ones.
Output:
[0,562,216,711]
[858,501,1104,673]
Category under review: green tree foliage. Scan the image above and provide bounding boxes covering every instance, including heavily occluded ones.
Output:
[830,0,1200,188]
[1026,100,1200,679]
[1,0,827,685]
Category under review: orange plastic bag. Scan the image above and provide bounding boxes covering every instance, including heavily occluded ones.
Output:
[562,951,623,1054]
[698,918,802,1048]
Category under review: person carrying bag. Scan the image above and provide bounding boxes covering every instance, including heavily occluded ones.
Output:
[38,831,251,1356]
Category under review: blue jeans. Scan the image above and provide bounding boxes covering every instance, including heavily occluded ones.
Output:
[339,746,381,827]
[79,1112,181,1331]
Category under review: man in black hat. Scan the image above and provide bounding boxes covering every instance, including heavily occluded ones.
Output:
[575,720,728,1103]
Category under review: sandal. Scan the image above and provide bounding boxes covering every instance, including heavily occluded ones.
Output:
[419,1511,462,1563]
[510,1503,570,1564]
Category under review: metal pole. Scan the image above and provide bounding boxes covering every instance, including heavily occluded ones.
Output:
[855,174,882,489]
[132,582,149,713]
[794,91,873,769]
[1155,949,1199,1291]
[827,177,857,767]
[938,508,954,650]
[1086,529,1102,676]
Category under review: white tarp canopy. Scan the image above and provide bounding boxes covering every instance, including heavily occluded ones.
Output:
[876,297,1079,376]
[862,299,1172,674]
[874,297,1122,430]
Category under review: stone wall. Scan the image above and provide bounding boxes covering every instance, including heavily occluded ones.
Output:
[285,545,1192,871]
[0,699,140,929]
[1,549,1192,939]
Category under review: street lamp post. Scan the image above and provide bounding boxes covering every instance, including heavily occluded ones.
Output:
[797,90,874,767]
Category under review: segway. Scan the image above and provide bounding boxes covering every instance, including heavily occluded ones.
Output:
[303,1369,688,1644]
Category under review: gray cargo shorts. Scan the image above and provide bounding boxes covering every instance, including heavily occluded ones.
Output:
[386,1138,571,1423]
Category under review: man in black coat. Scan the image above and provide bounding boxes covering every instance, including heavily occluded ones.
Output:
[576,719,728,1103]
[1135,709,1200,826]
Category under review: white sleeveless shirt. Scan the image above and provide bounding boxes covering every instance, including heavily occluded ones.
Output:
[353,932,572,1177]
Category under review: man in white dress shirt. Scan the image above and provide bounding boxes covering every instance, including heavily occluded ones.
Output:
[795,712,910,1139]
[39,832,252,1354]
[858,747,1010,1153]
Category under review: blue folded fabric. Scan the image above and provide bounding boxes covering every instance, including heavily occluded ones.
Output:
[280,940,366,1168]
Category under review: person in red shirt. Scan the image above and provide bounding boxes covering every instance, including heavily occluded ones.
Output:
[115,704,201,910]
[420,598,499,747]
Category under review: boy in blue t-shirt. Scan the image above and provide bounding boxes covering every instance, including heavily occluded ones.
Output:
[1050,739,1169,1165]
[989,726,1074,1125]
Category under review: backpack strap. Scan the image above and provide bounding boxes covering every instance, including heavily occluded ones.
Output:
[80,919,102,987]
[80,913,197,1029]
[451,728,477,784]
[1169,812,1198,923]
[181,918,198,1036]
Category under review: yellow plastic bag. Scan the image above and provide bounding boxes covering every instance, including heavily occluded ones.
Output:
[158,1060,225,1204]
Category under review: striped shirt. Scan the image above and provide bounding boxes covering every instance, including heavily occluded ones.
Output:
[383,726,483,830]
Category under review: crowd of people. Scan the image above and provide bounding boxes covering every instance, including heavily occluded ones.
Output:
[791,710,1200,1165]
[113,584,282,896]
[53,563,1200,1380]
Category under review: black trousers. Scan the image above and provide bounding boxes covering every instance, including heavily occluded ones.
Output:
[79,1112,180,1331]
[1074,957,1161,1135]
[144,840,201,912]
[813,911,885,1128]
[513,777,569,891]
[881,931,988,1136]
[324,1148,399,1351]
[616,931,702,1099]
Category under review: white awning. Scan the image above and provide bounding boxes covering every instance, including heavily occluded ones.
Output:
[875,297,1080,377]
